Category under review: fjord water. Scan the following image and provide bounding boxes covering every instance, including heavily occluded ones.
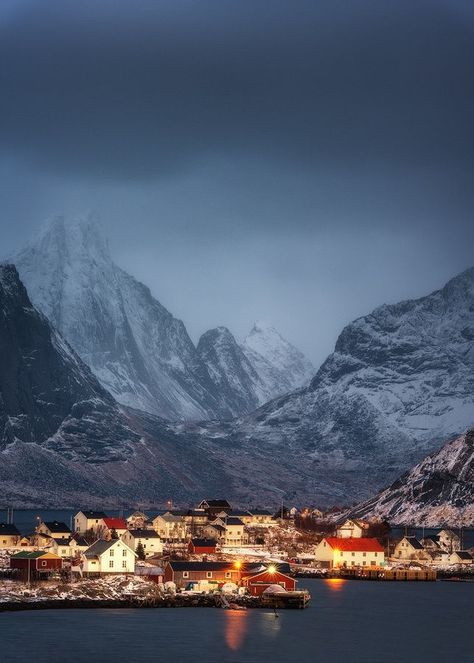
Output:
[1,579,472,663]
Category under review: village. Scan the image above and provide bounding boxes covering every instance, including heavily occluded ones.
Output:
[0,500,473,610]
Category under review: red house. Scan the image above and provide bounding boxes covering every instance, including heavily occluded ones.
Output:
[242,566,297,596]
[10,551,63,579]
[188,538,217,555]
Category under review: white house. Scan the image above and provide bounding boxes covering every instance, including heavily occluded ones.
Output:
[152,514,187,541]
[223,517,246,546]
[74,511,107,535]
[121,529,163,557]
[448,551,473,565]
[82,539,136,575]
[48,536,89,559]
[393,537,432,562]
[336,519,369,538]
[314,537,385,568]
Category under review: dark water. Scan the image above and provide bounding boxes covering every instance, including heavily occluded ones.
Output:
[0,579,472,663]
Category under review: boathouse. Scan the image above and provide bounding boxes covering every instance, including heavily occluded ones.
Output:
[242,567,297,596]
[10,551,63,579]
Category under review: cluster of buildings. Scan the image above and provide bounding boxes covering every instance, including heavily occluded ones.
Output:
[311,519,473,569]
[0,500,281,581]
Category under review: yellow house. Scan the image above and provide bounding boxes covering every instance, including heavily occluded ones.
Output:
[0,523,21,548]
[314,537,385,568]
[152,514,187,541]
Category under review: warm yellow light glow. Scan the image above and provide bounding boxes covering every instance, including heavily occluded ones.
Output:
[267,564,277,574]
[234,560,242,569]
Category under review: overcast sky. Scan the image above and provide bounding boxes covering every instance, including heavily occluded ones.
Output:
[1,0,473,366]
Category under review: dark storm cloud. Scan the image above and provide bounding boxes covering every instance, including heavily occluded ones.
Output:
[1,0,473,182]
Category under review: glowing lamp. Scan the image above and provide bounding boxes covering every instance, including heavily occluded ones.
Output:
[267,564,277,574]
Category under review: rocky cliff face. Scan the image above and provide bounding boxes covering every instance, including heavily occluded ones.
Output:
[15,216,313,420]
[220,267,474,503]
[348,429,474,526]
[0,263,139,462]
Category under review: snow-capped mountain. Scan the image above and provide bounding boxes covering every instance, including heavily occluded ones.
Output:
[220,267,474,503]
[14,215,313,421]
[241,321,314,402]
[348,429,474,526]
[197,327,261,416]
[0,264,302,507]
[196,323,314,417]
[0,263,139,463]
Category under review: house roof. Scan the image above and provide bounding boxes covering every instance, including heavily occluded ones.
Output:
[42,521,71,533]
[0,523,20,536]
[403,537,424,550]
[11,551,48,559]
[324,537,384,552]
[78,510,107,520]
[168,561,238,572]
[453,551,473,560]
[190,538,217,548]
[84,539,136,558]
[226,517,244,526]
[102,517,128,530]
[157,514,184,523]
[206,524,226,532]
[128,529,161,539]
[51,537,73,546]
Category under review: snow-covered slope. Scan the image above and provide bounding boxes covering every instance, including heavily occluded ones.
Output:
[196,327,261,416]
[241,321,314,402]
[14,216,314,421]
[14,215,227,420]
[348,429,474,526]
[219,267,474,503]
[196,324,313,417]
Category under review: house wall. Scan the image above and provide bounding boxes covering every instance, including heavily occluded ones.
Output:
[164,566,240,588]
[0,534,19,548]
[333,550,383,568]
[83,541,136,575]
[122,532,163,556]
[243,571,296,596]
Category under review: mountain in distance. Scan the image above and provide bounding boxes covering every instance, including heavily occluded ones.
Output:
[348,428,474,527]
[196,323,314,415]
[0,263,311,508]
[14,215,313,421]
[212,266,474,503]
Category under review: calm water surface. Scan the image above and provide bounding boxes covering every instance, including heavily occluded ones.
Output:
[0,579,472,663]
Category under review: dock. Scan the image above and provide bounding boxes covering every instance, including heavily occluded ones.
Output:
[259,590,311,609]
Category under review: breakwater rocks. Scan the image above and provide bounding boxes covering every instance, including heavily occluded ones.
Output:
[0,593,260,612]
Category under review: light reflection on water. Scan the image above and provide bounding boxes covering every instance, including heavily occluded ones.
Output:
[324,578,347,592]
[224,610,248,651]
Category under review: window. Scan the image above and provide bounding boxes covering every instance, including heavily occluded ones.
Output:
[123,549,127,556]
[340,551,343,556]
[110,550,114,557]
[351,561,355,566]
[122,560,127,569]
[225,572,231,578]
[183,571,189,578]
[109,560,114,568]
[41,560,47,567]
[374,552,378,557]
[362,561,366,566]
[362,552,366,557]
[351,552,355,556]
[206,571,213,578]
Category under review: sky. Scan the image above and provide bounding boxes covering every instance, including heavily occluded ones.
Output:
[1,0,473,367]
